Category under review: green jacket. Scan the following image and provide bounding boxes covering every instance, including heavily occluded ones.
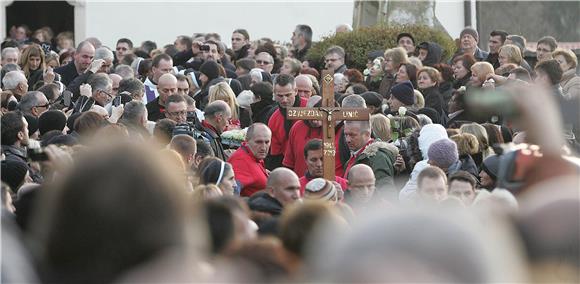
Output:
[350,141,398,199]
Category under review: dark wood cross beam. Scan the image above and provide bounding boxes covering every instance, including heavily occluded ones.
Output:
[287,69,370,180]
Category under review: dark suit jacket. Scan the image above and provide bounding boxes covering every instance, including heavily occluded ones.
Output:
[54,61,79,87]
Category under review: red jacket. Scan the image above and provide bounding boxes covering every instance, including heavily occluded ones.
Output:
[267,97,308,156]
[283,121,344,178]
[228,143,269,197]
[299,174,349,197]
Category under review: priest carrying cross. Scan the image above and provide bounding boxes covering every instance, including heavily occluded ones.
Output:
[286,69,370,181]
[288,69,400,201]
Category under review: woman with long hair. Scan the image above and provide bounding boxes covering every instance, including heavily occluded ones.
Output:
[18,44,46,90]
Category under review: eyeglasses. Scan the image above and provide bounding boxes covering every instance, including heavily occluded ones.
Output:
[256,60,272,65]
[167,110,187,117]
[99,89,113,99]
[325,58,341,63]
[35,103,50,108]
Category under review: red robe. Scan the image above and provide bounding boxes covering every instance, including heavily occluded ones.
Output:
[228,143,269,197]
[283,120,343,178]
[267,97,308,156]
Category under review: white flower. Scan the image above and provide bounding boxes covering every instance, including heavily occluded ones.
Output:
[398,106,407,116]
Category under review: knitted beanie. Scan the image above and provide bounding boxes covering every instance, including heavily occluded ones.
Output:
[390,81,415,106]
[427,138,459,168]
[39,110,67,136]
[199,60,221,81]
[1,160,29,192]
[305,178,336,201]
[460,27,479,42]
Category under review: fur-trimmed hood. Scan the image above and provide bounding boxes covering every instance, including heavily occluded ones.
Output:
[362,141,399,158]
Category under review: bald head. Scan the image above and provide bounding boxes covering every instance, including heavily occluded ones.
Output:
[109,73,122,96]
[347,164,376,203]
[267,167,297,188]
[296,74,314,99]
[348,164,374,181]
[169,134,197,166]
[158,73,178,105]
[296,75,313,88]
[267,167,301,206]
[246,122,271,141]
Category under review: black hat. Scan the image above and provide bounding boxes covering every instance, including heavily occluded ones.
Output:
[1,160,29,192]
[367,50,384,61]
[397,32,415,44]
[199,61,221,81]
[39,110,67,136]
[418,107,440,124]
[390,81,415,106]
[361,91,383,109]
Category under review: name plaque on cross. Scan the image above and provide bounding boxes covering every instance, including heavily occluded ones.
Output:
[286,70,370,180]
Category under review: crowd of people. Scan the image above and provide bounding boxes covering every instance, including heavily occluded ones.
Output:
[1,23,579,283]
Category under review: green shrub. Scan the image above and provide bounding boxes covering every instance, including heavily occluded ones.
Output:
[306,25,456,71]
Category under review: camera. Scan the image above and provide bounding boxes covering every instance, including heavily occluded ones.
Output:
[199,45,210,51]
[173,123,194,137]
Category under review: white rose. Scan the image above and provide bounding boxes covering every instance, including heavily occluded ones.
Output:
[398,106,407,116]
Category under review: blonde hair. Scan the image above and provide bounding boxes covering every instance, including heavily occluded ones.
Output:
[417,66,442,84]
[408,56,423,69]
[552,48,578,69]
[18,44,46,78]
[384,47,409,70]
[413,89,425,109]
[370,114,391,142]
[283,57,302,76]
[191,184,223,203]
[208,82,239,120]
[499,44,523,65]
[304,74,320,96]
[450,133,480,156]
[460,123,491,157]
[471,62,495,84]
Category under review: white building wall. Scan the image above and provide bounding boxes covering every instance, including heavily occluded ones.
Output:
[434,0,465,39]
[82,0,354,49]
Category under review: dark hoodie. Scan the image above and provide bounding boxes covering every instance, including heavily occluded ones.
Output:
[417,42,443,67]
[247,191,283,216]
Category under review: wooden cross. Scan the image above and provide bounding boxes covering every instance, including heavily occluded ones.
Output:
[287,69,370,180]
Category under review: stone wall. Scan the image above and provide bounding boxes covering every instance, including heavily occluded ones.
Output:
[476,1,580,44]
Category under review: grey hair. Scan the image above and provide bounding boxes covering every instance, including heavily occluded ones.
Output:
[118,78,144,97]
[204,100,231,118]
[2,70,26,90]
[246,122,271,141]
[114,64,134,80]
[87,73,112,94]
[1,47,19,58]
[122,101,146,122]
[95,47,114,61]
[345,120,371,134]
[18,91,44,114]
[341,94,366,108]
